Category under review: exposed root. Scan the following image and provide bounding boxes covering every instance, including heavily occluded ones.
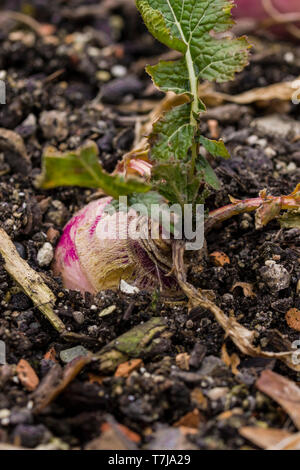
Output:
[172,240,300,372]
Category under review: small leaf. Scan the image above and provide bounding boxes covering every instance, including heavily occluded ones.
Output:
[36,142,151,199]
[199,136,230,159]
[196,155,221,190]
[150,104,194,162]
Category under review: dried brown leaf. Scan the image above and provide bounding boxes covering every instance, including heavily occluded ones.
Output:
[256,370,300,430]
[239,426,292,449]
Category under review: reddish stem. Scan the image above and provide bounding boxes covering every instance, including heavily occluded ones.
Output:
[206,194,300,233]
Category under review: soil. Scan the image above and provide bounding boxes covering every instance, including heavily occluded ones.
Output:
[0,0,300,451]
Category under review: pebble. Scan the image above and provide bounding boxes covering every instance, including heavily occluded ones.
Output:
[14,242,26,259]
[111,64,127,78]
[72,311,85,325]
[265,147,276,158]
[240,220,250,230]
[37,242,54,267]
[39,110,68,141]
[102,75,143,104]
[120,279,140,294]
[246,135,258,146]
[60,345,90,363]
[287,162,297,172]
[99,305,117,317]
[46,200,67,227]
[0,409,10,420]
[260,260,291,291]
[206,387,229,401]
[257,138,267,148]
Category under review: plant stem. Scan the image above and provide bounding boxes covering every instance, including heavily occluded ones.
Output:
[185,46,199,179]
[206,194,300,233]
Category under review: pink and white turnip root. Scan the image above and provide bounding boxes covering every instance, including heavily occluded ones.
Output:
[234,0,300,39]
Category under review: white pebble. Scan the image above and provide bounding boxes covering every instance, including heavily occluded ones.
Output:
[257,138,267,148]
[284,52,294,63]
[37,242,54,267]
[265,147,276,158]
[0,409,10,419]
[287,162,297,172]
[247,135,258,146]
[111,65,127,78]
[120,279,140,294]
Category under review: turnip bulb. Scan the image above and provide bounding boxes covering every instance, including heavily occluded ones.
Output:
[53,197,179,297]
[234,0,300,39]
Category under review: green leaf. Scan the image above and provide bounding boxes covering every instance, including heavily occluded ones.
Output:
[146,58,190,96]
[199,135,230,159]
[138,0,250,87]
[152,162,188,206]
[196,155,221,190]
[150,103,194,162]
[36,142,151,199]
[136,0,186,53]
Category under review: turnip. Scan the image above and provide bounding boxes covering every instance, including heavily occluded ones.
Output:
[36,0,300,366]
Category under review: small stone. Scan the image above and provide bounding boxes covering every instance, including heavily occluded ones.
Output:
[46,227,60,244]
[198,356,230,377]
[72,311,85,325]
[265,147,276,158]
[99,305,117,317]
[111,65,127,78]
[120,280,140,294]
[46,200,67,227]
[206,387,229,401]
[0,409,10,420]
[260,260,291,291]
[12,424,49,448]
[39,110,68,141]
[284,52,294,63]
[287,162,297,172]
[247,135,258,146]
[96,70,111,82]
[185,319,194,329]
[60,345,90,363]
[37,242,54,267]
[257,138,267,148]
[240,220,250,230]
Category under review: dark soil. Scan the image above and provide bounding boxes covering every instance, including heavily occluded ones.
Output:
[0,0,300,451]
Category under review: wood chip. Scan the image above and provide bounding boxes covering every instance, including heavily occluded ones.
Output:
[239,426,292,449]
[209,251,230,267]
[114,359,143,378]
[44,347,57,362]
[285,308,300,332]
[221,343,240,375]
[173,409,204,429]
[176,353,190,371]
[32,356,91,413]
[16,359,39,391]
[231,282,256,298]
[101,422,141,443]
[256,370,300,430]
